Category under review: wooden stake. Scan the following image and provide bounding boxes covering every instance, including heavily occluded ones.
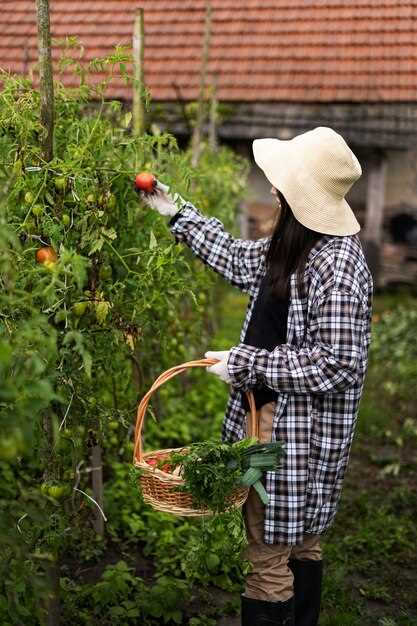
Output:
[191,4,212,166]
[132,8,145,135]
[364,150,387,244]
[87,269,105,537]
[90,441,104,536]
[36,0,54,162]
[363,149,387,285]
[208,77,218,151]
[36,5,59,623]
[40,411,60,626]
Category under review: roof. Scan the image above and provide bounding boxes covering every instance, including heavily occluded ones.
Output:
[1,0,417,102]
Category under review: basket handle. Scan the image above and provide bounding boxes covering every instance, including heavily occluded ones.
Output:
[133,358,257,463]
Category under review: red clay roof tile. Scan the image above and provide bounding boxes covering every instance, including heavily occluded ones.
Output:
[0,0,416,102]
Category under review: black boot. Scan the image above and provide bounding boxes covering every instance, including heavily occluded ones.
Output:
[241,594,295,626]
[288,559,323,626]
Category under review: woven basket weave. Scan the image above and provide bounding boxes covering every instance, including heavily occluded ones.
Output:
[133,358,259,517]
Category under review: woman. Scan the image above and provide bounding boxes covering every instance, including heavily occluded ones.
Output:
[140,126,373,626]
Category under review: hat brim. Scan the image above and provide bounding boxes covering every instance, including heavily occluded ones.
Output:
[252,138,361,237]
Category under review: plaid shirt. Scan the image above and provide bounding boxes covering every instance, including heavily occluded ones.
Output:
[169,202,373,545]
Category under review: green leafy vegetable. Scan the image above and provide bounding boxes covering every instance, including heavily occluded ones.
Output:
[168,438,285,513]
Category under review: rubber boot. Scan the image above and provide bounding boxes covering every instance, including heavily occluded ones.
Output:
[241,594,295,626]
[288,558,323,626]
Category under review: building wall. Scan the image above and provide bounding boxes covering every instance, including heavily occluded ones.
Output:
[385,148,417,216]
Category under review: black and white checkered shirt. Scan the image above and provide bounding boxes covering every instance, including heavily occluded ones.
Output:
[169,202,373,545]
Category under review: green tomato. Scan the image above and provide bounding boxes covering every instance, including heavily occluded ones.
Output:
[13,159,23,176]
[24,191,34,205]
[72,301,88,317]
[108,420,119,432]
[40,482,50,495]
[54,177,66,191]
[48,485,67,500]
[32,205,44,217]
[61,213,71,227]
[24,219,36,233]
[99,264,112,281]
[205,552,220,572]
[86,193,96,204]
[0,437,18,461]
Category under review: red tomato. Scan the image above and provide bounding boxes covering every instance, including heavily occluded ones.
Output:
[161,464,172,473]
[35,246,57,265]
[146,457,157,467]
[135,172,156,193]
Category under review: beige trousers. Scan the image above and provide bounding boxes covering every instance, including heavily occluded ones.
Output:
[243,400,322,602]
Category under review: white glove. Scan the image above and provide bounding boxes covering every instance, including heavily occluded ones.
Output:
[204,350,232,384]
[139,181,185,217]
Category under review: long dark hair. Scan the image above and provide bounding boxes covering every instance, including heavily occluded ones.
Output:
[265,190,323,299]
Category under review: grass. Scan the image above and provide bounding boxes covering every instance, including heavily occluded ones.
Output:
[211,284,417,626]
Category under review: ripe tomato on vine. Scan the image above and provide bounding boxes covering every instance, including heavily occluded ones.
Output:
[135,172,156,193]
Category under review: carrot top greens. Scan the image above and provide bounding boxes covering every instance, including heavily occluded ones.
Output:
[169,438,285,513]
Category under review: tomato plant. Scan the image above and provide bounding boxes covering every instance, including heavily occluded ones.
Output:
[0,45,248,624]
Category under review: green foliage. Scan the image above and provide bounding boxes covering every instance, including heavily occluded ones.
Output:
[0,46,248,623]
[358,305,417,444]
[323,295,417,626]
[371,307,417,375]
[169,439,253,512]
[62,561,188,625]
[168,439,284,512]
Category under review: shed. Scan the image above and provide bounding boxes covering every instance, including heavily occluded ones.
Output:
[2,0,417,285]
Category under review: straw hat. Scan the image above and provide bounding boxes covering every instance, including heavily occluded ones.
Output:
[252,126,362,236]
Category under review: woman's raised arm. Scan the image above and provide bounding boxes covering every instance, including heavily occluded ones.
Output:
[139,180,269,295]
[168,201,270,295]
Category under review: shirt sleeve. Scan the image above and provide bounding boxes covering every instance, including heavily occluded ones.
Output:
[227,290,366,394]
[168,201,270,295]
[168,209,183,228]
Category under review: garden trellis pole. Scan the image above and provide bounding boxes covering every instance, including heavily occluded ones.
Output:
[36,0,54,161]
[89,427,105,536]
[363,149,387,285]
[36,3,60,624]
[88,268,105,537]
[208,77,218,151]
[132,8,145,135]
[191,4,212,166]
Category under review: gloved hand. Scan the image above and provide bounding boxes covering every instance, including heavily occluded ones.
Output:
[139,180,185,217]
[204,350,232,384]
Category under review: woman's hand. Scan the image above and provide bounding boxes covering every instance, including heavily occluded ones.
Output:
[138,180,185,217]
[205,350,232,383]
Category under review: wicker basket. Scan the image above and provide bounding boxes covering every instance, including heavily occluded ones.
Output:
[133,358,259,517]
